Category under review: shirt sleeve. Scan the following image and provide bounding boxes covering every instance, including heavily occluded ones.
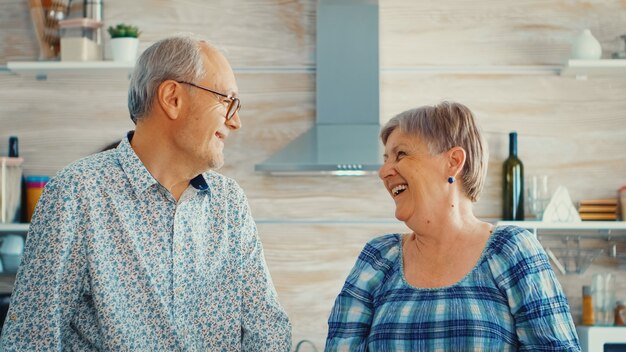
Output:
[325,235,397,352]
[236,188,292,351]
[489,227,581,352]
[0,176,87,351]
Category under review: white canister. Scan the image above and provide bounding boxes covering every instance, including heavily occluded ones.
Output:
[58,18,103,61]
[571,29,602,60]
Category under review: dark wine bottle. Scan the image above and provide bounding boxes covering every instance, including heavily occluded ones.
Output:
[503,132,524,220]
[8,136,18,157]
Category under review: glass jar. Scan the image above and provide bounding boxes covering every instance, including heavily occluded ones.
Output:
[58,18,103,61]
[615,300,626,326]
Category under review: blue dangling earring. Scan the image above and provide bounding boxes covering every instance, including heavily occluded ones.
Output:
[447,176,455,184]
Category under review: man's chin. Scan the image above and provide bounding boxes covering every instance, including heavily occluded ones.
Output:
[208,157,224,170]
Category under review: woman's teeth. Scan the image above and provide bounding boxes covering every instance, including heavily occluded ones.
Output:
[392,184,407,196]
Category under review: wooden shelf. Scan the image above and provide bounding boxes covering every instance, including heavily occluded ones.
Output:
[560,59,626,78]
[381,65,561,75]
[5,61,625,79]
[6,61,134,80]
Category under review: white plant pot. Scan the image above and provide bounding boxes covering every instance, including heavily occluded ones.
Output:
[110,37,139,62]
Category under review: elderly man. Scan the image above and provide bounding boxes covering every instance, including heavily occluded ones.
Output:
[1,36,291,351]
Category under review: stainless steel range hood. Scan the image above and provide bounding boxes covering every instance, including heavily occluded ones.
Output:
[255,0,382,176]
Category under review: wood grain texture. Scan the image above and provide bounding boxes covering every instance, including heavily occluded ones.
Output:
[100,0,316,66]
[0,0,38,61]
[380,0,626,66]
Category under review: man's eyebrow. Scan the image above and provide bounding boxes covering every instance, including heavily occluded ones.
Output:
[224,87,238,97]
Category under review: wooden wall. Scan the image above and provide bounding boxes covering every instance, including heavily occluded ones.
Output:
[1,0,625,348]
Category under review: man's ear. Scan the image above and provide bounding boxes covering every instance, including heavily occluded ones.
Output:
[157,80,185,120]
[447,146,466,178]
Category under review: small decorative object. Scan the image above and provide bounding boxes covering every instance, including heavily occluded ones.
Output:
[613,35,626,59]
[570,29,602,60]
[542,185,581,223]
[107,23,140,62]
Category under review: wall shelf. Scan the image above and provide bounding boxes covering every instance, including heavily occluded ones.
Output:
[381,65,561,75]
[497,221,626,274]
[4,61,625,79]
[497,221,626,233]
[6,61,134,80]
[560,59,626,78]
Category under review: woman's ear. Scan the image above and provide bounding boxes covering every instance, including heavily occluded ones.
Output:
[157,80,184,120]
[447,146,466,178]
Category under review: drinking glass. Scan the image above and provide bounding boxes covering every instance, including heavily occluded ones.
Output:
[527,175,550,220]
[592,273,616,325]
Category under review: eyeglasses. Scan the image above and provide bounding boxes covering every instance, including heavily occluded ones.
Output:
[178,81,241,121]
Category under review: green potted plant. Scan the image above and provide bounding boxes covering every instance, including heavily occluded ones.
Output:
[107,23,140,62]
[107,24,140,39]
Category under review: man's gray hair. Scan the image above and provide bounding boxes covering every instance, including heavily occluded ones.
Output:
[128,35,206,124]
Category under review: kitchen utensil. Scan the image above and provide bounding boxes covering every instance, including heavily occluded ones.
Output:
[545,247,603,275]
[0,157,23,223]
[28,0,70,60]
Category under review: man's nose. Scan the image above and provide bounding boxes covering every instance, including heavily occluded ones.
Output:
[226,111,241,130]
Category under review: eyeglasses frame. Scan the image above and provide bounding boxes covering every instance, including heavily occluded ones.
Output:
[177,81,241,120]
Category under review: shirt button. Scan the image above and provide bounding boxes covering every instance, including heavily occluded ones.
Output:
[175,287,184,294]
[9,314,17,321]
[175,244,182,252]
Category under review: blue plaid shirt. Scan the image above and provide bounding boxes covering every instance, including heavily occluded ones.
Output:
[326,225,580,351]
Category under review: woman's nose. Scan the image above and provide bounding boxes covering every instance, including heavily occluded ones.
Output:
[378,161,396,180]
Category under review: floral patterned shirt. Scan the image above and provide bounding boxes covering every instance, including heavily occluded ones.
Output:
[0,133,291,351]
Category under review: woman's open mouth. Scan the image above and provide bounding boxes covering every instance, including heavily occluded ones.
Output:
[391,184,407,197]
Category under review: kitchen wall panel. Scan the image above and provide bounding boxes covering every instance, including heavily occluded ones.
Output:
[380,0,626,66]
[258,222,407,348]
[1,0,625,349]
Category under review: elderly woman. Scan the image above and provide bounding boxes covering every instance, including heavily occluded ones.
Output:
[325,102,580,351]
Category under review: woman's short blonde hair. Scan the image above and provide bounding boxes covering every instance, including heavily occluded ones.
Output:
[380,101,488,202]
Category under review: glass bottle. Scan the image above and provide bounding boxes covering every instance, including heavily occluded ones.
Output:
[8,136,18,158]
[503,132,524,220]
[615,300,626,326]
[583,285,595,325]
